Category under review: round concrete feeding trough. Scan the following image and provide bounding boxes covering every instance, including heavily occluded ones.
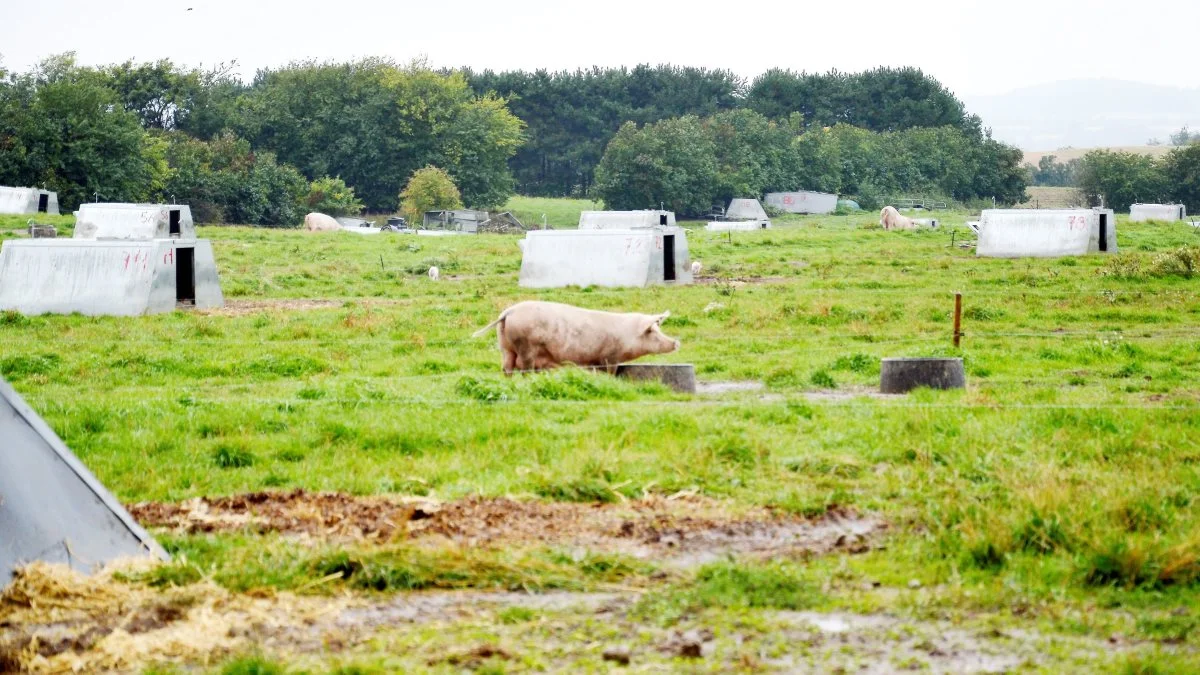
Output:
[615,363,696,393]
[880,358,965,394]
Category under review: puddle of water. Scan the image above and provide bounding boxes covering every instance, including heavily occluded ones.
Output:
[775,610,1030,674]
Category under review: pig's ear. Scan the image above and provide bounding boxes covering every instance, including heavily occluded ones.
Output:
[656,311,670,324]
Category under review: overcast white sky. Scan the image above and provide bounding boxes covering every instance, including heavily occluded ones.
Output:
[2,0,1197,98]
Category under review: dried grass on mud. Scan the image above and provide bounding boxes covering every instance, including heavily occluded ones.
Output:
[128,490,886,565]
[0,561,349,674]
[0,495,887,672]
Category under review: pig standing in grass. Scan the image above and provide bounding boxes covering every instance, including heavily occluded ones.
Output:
[473,300,679,375]
[428,266,440,281]
[691,260,702,276]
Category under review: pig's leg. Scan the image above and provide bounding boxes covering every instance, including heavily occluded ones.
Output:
[517,344,540,374]
[534,351,559,371]
[502,348,518,376]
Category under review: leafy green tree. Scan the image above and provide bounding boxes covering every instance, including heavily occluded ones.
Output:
[593,116,718,216]
[466,65,742,197]
[436,95,524,208]
[304,176,364,217]
[161,131,306,226]
[745,67,975,133]
[235,59,520,211]
[1077,151,1167,211]
[103,59,197,130]
[1161,144,1200,213]
[705,109,801,203]
[400,166,463,223]
[0,54,167,209]
[1026,155,1082,187]
[1170,126,1195,147]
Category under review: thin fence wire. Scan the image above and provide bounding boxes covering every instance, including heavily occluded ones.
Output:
[7,330,1200,347]
[24,393,1200,413]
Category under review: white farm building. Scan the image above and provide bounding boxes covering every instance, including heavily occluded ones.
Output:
[976,208,1116,258]
[0,186,60,215]
[0,204,224,315]
[578,210,676,229]
[1130,204,1186,222]
[518,227,693,288]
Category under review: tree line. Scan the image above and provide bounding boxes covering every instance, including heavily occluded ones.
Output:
[1026,148,1200,213]
[2,56,1027,224]
[592,110,1025,215]
[463,65,1006,202]
[0,55,521,223]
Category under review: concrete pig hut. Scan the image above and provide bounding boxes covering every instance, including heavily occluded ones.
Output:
[724,198,770,221]
[707,198,771,231]
[0,203,224,315]
[1130,203,1186,222]
[518,227,693,288]
[579,210,676,229]
[0,186,60,215]
[976,208,1116,258]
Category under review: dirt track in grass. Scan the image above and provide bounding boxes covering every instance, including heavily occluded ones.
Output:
[128,491,886,566]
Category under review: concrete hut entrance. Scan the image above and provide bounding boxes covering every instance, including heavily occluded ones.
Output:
[663,235,676,281]
[176,246,196,304]
[1099,213,1109,252]
[38,194,49,213]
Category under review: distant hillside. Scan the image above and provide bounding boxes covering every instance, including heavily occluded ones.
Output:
[1023,145,1175,166]
[964,79,1200,150]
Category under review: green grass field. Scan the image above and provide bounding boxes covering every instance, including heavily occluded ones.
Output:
[2,208,1200,672]
[500,195,602,229]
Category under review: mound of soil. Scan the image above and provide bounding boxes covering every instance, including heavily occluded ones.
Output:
[128,491,886,565]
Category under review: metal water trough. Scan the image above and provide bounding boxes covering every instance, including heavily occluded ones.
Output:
[615,363,696,393]
[880,358,965,394]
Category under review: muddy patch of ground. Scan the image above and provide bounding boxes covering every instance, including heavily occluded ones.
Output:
[695,380,765,395]
[803,386,905,402]
[773,610,1028,673]
[695,275,795,286]
[128,492,885,566]
[200,298,347,316]
[3,562,1177,674]
[763,609,1188,673]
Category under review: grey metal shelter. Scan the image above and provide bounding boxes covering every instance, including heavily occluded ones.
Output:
[0,377,168,581]
[423,209,489,232]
